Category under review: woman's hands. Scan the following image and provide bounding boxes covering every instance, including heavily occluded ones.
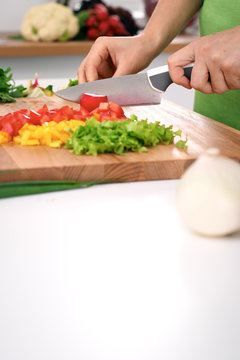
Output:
[78,35,155,83]
[168,25,240,94]
[77,0,203,85]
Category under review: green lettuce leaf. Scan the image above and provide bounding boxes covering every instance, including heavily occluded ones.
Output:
[66,116,187,156]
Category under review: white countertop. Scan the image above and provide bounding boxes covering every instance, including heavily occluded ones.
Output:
[0,79,240,360]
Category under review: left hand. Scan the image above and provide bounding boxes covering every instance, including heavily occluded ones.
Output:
[167,25,240,94]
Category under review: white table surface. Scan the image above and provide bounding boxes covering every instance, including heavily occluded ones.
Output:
[0,79,240,360]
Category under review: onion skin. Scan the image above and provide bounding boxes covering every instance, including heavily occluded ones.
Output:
[176,149,240,237]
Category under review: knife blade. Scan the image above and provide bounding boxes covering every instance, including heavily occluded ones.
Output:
[55,64,193,106]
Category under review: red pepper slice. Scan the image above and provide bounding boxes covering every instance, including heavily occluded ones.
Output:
[109,101,125,118]
[80,93,108,112]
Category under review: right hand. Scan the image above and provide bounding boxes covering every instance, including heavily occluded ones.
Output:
[78,35,154,83]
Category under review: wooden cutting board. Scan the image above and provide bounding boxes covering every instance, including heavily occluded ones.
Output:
[0,96,239,183]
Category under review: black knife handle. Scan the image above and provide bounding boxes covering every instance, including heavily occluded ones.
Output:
[183,65,211,82]
[149,64,211,92]
[149,64,193,92]
[183,65,193,81]
[184,65,211,83]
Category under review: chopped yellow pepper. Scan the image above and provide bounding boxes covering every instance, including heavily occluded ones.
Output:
[0,131,11,144]
[13,119,85,148]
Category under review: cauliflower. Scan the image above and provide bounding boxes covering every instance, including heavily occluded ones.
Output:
[21,2,79,42]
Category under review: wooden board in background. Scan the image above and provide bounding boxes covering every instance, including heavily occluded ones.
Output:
[0,96,239,183]
[0,32,197,57]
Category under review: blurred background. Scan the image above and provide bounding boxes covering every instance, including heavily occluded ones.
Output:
[0,0,199,109]
[0,0,144,31]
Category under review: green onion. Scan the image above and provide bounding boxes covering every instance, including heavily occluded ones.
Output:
[0,179,109,199]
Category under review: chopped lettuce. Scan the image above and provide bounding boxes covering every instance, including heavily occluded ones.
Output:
[66,116,187,156]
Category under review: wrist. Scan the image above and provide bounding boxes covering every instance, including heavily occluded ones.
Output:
[136,32,163,63]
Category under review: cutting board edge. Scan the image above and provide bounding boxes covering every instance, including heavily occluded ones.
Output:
[0,157,196,183]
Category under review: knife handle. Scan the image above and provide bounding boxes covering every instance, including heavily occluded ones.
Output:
[148,64,193,92]
[183,65,193,81]
[148,64,211,93]
[183,65,211,83]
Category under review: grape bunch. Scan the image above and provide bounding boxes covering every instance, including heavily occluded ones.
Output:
[74,0,140,40]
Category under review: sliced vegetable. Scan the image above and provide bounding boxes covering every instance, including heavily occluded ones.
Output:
[0,104,92,137]
[0,131,11,144]
[90,101,126,121]
[23,73,53,97]
[108,101,125,118]
[14,119,85,147]
[66,116,187,156]
[80,93,108,112]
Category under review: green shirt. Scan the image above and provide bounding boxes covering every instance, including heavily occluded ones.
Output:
[194,0,240,130]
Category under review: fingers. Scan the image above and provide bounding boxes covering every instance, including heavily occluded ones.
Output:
[168,43,195,89]
[190,62,212,94]
[220,59,240,90]
[78,52,107,83]
[168,47,229,94]
[77,35,152,83]
[169,27,240,94]
[78,37,115,83]
[78,59,88,83]
[168,64,192,89]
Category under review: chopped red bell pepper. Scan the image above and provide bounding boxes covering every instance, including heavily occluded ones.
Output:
[0,100,126,138]
[80,93,108,112]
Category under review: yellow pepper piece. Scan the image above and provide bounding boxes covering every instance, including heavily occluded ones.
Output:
[21,139,40,146]
[12,119,86,147]
[0,131,11,144]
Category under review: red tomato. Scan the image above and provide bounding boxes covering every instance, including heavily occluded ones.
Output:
[80,93,108,112]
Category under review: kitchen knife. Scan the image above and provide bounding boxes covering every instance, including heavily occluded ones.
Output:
[55,64,193,106]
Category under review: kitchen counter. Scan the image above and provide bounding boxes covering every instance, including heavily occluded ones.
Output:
[0,78,240,360]
[0,32,198,57]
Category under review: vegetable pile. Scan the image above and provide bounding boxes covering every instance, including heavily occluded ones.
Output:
[66,116,187,156]
[19,0,139,43]
[14,119,85,148]
[0,67,53,104]
[0,103,95,142]
[0,99,127,146]
[74,0,139,39]
[0,96,187,153]
[23,74,53,98]
[74,2,135,40]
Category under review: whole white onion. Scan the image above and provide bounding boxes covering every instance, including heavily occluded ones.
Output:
[176,148,240,237]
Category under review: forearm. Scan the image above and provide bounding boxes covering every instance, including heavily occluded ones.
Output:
[142,0,203,59]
